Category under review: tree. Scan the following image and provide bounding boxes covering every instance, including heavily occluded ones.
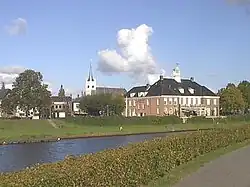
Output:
[219,84,246,115]
[0,91,17,115]
[80,94,125,116]
[1,69,52,117]
[238,80,250,112]
[58,85,65,97]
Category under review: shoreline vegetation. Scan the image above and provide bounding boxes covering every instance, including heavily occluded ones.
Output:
[1,115,250,145]
[1,122,250,186]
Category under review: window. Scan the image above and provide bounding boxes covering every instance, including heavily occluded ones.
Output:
[142,104,145,109]
[169,98,173,105]
[157,99,159,105]
[196,98,198,105]
[92,85,94,88]
[87,85,90,88]
[191,98,193,105]
[207,99,210,105]
[181,98,183,105]
[138,104,140,109]
[129,100,132,106]
[156,108,160,114]
[146,99,149,106]
[186,98,188,105]
[59,105,62,108]
[214,99,217,105]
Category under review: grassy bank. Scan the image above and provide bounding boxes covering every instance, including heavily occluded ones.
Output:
[0,115,250,144]
[147,139,250,187]
[1,125,250,186]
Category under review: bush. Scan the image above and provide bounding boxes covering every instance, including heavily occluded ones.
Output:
[1,125,250,187]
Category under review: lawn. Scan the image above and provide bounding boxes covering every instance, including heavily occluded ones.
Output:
[0,118,249,143]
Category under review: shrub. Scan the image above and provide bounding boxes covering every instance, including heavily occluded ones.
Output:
[1,125,250,187]
[65,115,182,126]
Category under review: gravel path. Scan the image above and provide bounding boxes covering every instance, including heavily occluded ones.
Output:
[174,145,250,187]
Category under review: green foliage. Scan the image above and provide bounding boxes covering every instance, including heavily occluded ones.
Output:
[1,125,250,187]
[1,69,51,117]
[58,85,65,97]
[65,115,182,126]
[219,83,245,115]
[238,80,250,110]
[79,94,125,116]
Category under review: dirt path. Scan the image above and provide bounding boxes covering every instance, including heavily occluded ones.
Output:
[174,145,250,187]
[47,119,59,128]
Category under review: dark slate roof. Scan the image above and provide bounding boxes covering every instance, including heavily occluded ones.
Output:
[51,96,72,102]
[0,89,11,100]
[125,78,216,98]
[96,87,127,95]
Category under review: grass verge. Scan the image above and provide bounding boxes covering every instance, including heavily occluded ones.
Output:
[0,119,249,144]
[147,139,250,187]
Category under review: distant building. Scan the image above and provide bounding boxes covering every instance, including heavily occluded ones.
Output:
[84,63,126,96]
[51,96,72,118]
[124,64,220,117]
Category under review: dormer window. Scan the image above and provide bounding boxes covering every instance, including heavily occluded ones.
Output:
[188,87,194,94]
[179,88,184,94]
[130,93,135,97]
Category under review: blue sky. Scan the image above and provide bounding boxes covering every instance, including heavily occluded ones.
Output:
[0,0,250,95]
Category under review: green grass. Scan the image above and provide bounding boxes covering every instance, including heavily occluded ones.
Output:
[146,139,250,187]
[0,119,249,143]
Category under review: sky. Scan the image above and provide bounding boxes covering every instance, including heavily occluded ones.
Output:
[0,0,250,96]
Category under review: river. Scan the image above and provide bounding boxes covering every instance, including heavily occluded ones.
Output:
[0,132,179,173]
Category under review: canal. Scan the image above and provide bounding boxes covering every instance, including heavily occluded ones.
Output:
[0,132,180,173]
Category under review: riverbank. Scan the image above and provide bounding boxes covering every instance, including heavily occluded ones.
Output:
[0,118,249,145]
[1,125,250,187]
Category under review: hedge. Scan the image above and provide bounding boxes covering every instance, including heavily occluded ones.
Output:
[65,115,182,126]
[1,125,250,187]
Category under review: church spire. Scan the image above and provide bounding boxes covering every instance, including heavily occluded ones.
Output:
[87,59,94,81]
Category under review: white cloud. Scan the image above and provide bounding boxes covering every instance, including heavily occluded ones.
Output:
[0,66,26,88]
[97,24,165,85]
[5,18,27,36]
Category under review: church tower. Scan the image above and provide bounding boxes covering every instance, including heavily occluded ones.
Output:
[85,62,96,96]
[172,63,181,83]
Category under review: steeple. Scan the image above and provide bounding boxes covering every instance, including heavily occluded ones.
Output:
[87,60,94,81]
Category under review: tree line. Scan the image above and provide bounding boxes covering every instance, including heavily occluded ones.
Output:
[0,68,249,118]
[0,69,125,118]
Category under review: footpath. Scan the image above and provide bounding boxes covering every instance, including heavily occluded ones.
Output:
[174,145,250,187]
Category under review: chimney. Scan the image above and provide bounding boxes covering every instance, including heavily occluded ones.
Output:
[146,83,150,90]
[190,77,194,82]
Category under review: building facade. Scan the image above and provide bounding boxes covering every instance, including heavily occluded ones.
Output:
[124,65,220,117]
[51,96,72,118]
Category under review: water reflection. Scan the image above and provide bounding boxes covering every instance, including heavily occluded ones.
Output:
[0,133,171,173]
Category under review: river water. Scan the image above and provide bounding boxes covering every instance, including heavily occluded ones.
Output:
[0,132,176,173]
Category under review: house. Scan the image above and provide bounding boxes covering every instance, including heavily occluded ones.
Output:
[51,96,72,118]
[124,64,220,117]
[84,63,126,96]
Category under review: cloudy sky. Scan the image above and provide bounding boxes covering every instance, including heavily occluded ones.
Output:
[0,0,250,95]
